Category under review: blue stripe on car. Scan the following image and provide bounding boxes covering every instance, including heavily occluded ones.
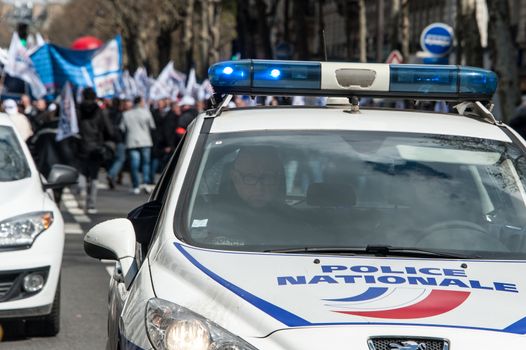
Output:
[175,242,310,327]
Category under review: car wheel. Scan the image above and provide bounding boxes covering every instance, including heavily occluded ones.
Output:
[26,279,60,337]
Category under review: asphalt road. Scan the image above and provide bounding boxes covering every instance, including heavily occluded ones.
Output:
[0,174,150,349]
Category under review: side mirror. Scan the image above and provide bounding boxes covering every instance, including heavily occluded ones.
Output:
[127,200,162,245]
[44,164,79,190]
[84,218,138,288]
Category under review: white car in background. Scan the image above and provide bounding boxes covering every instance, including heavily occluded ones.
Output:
[0,114,77,337]
[86,60,526,349]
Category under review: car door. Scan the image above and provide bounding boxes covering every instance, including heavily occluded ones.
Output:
[107,134,187,350]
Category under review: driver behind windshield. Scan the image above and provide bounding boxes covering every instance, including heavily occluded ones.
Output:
[230,146,285,208]
[194,146,307,246]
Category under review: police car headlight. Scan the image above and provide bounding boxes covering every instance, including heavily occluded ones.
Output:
[146,298,259,350]
[0,212,54,248]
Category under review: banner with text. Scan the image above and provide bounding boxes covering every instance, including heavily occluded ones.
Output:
[30,36,122,98]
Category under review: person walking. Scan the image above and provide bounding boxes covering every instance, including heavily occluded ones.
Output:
[3,99,33,141]
[177,96,198,132]
[120,96,156,194]
[106,97,129,189]
[150,98,170,185]
[77,88,114,214]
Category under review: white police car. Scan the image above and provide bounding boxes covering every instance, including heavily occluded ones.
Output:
[0,114,77,336]
[85,60,526,349]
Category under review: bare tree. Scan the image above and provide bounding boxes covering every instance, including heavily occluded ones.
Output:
[46,0,116,46]
[390,0,400,53]
[376,0,384,62]
[455,0,482,67]
[333,0,355,61]
[455,0,464,65]
[463,2,482,67]
[487,0,521,122]
[183,0,196,72]
[234,0,280,59]
[199,0,222,77]
[359,0,366,62]
[400,0,409,61]
[48,0,186,75]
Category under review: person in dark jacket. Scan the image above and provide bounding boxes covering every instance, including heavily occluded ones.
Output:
[177,96,199,131]
[164,100,181,152]
[77,87,114,214]
[106,97,129,189]
[150,98,170,184]
[28,103,79,205]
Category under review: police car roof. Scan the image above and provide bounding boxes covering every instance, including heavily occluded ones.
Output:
[209,106,511,142]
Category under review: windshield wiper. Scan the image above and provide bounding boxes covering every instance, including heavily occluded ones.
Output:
[364,245,480,259]
[266,245,479,259]
[264,247,362,255]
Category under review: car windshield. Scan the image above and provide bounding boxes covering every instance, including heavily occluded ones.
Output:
[0,125,31,181]
[182,130,526,259]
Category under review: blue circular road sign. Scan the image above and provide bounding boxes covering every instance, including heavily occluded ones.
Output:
[420,23,454,57]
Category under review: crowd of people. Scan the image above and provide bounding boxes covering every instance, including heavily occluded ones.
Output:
[5,89,204,214]
[2,88,495,215]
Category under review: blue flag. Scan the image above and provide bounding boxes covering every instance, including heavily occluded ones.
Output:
[30,36,123,98]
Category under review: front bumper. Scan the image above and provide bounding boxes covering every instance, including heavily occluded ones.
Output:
[0,217,63,319]
[0,303,52,318]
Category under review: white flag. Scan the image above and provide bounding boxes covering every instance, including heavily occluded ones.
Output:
[149,61,186,100]
[35,33,46,47]
[134,67,154,101]
[197,79,214,101]
[120,70,137,100]
[185,68,196,97]
[0,48,8,66]
[56,82,79,142]
[5,32,46,98]
[26,32,46,55]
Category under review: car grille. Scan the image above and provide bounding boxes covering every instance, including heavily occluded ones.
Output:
[368,337,448,350]
[0,272,19,301]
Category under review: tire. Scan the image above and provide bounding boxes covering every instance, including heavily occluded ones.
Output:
[26,279,60,337]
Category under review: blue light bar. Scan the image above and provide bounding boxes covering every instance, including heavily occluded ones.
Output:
[208,60,498,101]
[208,61,251,90]
[389,65,498,99]
[252,60,320,90]
[209,60,320,94]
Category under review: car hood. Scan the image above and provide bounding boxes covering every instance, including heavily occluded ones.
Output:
[151,242,526,338]
[0,177,45,220]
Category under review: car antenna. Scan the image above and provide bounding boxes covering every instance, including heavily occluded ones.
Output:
[322,29,328,61]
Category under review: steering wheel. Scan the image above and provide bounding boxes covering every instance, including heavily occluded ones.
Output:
[414,220,509,252]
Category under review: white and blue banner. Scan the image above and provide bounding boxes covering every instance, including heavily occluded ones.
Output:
[31,35,123,98]
[56,82,79,142]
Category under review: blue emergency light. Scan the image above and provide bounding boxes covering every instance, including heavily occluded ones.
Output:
[208,59,498,101]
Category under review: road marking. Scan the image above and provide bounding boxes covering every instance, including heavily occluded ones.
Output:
[65,222,83,235]
[62,188,91,232]
[62,190,116,277]
[97,182,109,190]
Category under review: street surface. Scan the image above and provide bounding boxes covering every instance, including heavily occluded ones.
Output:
[0,174,150,349]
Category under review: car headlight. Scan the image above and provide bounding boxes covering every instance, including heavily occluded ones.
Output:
[146,298,259,350]
[0,211,54,248]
